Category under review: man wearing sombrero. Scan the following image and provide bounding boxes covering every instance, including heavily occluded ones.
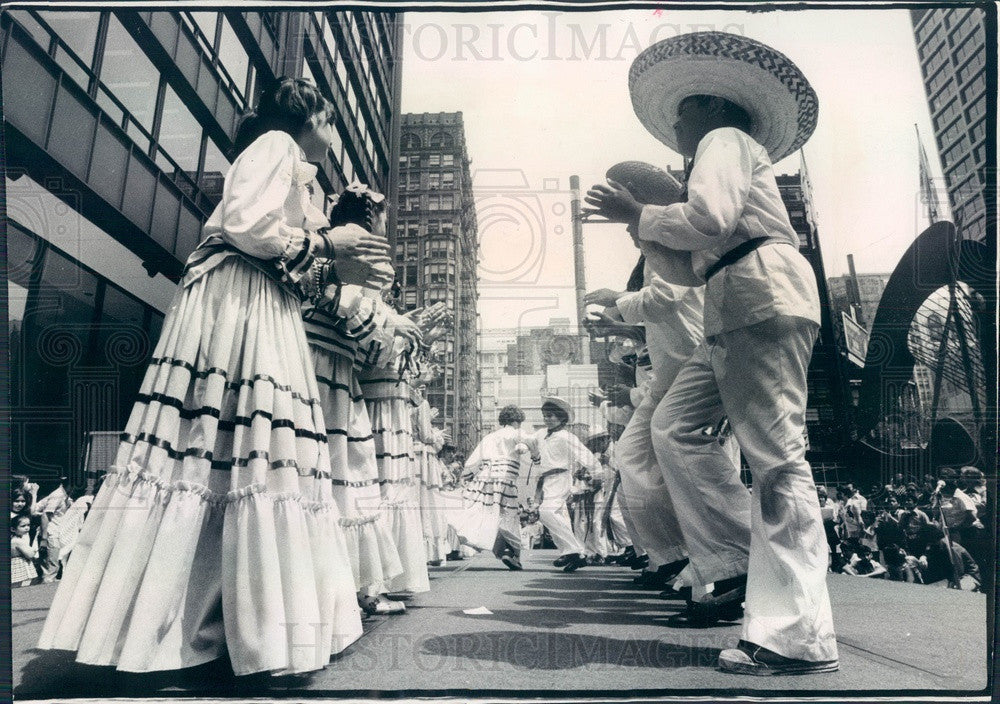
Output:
[532,396,601,572]
[585,32,838,675]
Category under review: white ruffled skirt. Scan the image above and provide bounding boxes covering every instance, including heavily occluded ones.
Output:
[311,350,403,594]
[37,258,363,676]
[365,387,429,593]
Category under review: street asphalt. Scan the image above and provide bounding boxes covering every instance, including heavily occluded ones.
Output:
[11,548,990,699]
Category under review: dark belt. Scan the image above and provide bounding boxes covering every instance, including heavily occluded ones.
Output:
[704,237,773,281]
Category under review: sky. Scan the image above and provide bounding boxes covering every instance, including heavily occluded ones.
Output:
[399,7,945,337]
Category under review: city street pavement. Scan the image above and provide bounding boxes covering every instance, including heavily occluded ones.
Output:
[12,549,989,699]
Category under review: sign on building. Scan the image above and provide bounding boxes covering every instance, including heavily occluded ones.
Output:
[842,311,869,367]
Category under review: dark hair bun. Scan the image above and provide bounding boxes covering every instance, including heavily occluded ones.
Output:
[233,77,333,157]
[328,182,387,230]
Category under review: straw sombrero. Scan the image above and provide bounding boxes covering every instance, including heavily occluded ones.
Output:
[541,396,574,424]
[629,32,818,163]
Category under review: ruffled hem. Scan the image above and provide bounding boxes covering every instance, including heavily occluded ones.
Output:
[338,511,404,592]
[38,469,362,676]
[381,500,429,594]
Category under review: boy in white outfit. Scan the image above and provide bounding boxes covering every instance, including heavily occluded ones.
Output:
[533,397,600,573]
[585,31,838,675]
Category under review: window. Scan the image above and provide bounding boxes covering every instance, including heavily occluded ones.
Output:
[157,84,203,175]
[100,15,160,135]
[428,172,441,189]
[430,131,454,148]
[429,154,441,167]
[442,172,455,187]
[443,154,455,167]
[217,17,251,99]
[199,137,230,203]
[39,10,101,89]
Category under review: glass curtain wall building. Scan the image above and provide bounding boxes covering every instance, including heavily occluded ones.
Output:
[911,6,991,242]
[2,9,403,486]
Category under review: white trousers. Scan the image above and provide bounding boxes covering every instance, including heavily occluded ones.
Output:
[538,472,586,556]
[615,380,687,568]
[652,316,837,662]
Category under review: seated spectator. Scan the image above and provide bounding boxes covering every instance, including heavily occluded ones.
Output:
[936,467,979,537]
[884,495,904,520]
[885,472,908,500]
[859,510,879,552]
[873,508,907,556]
[11,515,38,585]
[882,544,923,583]
[842,545,887,578]
[958,466,987,507]
[915,525,970,588]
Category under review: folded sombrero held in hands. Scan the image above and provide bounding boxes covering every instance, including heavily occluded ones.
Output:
[629,31,818,162]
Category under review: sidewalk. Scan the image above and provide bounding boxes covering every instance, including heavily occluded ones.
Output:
[12,549,989,698]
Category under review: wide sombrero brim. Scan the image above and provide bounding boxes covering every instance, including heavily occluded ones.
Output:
[541,396,574,424]
[629,32,818,163]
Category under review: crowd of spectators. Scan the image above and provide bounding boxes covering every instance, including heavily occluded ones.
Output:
[10,474,95,586]
[818,466,989,590]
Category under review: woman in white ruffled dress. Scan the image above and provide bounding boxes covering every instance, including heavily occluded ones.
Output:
[451,405,534,570]
[302,184,411,615]
[37,79,388,676]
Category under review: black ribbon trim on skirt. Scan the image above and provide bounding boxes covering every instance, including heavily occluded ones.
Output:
[133,395,327,444]
[330,477,381,488]
[119,432,324,474]
[376,452,413,461]
[325,428,375,443]
[371,428,412,437]
[149,358,321,405]
[314,375,366,402]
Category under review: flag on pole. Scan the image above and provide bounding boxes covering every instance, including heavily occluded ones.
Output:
[916,124,940,223]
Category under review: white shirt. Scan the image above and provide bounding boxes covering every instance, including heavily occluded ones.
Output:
[616,269,704,395]
[183,131,327,287]
[534,428,601,477]
[637,127,820,336]
[465,425,535,469]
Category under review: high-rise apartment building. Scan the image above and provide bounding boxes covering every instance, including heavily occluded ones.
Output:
[396,112,480,453]
[911,7,989,242]
[2,9,403,485]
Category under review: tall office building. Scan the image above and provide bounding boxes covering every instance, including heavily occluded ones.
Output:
[396,112,480,453]
[775,172,853,472]
[911,7,989,242]
[2,9,403,485]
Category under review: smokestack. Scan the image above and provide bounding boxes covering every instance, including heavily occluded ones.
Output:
[570,175,590,363]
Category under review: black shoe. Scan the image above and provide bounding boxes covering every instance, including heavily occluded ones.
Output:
[719,640,839,675]
[500,554,523,571]
[633,558,690,589]
[614,546,637,566]
[553,554,573,567]
[659,585,692,601]
[627,553,650,571]
[446,550,464,561]
[665,574,747,628]
[562,553,587,572]
[666,598,744,627]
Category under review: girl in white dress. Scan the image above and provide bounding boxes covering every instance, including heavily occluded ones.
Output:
[37,78,388,676]
[452,405,534,570]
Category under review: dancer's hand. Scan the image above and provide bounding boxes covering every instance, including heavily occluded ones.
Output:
[320,224,390,260]
[335,253,393,287]
[584,288,623,308]
[392,315,423,346]
[584,179,642,226]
